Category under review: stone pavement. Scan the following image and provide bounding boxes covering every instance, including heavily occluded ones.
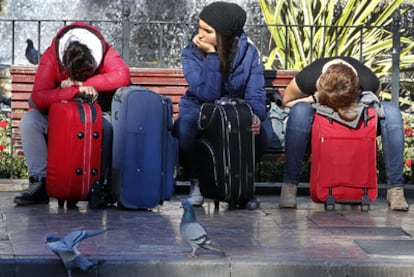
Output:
[1,181,414,276]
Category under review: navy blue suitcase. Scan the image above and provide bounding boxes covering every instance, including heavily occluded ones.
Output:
[111,86,178,209]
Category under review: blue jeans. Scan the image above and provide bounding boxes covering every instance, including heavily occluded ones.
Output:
[20,109,112,181]
[174,109,272,179]
[283,101,404,188]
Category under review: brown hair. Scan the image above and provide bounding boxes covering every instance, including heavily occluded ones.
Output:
[215,33,238,81]
[63,41,95,81]
[317,63,360,121]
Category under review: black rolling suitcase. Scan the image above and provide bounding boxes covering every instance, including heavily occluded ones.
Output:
[197,97,257,209]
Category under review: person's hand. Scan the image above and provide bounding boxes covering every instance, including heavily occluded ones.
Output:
[78,86,98,103]
[192,35,216,53]
[251,114,261,135]
[61,79,82,88]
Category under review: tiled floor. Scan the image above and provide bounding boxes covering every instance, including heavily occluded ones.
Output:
[1,185,414,276]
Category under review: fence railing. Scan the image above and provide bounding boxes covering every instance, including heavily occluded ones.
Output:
[0,5,407,179]
[0,7,403,103]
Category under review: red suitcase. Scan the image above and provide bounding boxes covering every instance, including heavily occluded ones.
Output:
[46,99,102,203]
[310,107,378,211]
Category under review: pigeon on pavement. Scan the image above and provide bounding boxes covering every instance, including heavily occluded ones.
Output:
[45,229,107,277]
[180,199,226,258]
[25,39,41,65]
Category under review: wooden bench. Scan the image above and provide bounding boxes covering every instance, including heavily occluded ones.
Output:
[10,65,298,162]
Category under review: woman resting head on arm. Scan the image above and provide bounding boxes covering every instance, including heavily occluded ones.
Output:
[195,2,246,81]
[316,60,361,122]
[60,41,99,102]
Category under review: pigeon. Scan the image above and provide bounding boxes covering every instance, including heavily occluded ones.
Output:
[45,229,107,277]
[180,199,226,258]
[25,39,41,65]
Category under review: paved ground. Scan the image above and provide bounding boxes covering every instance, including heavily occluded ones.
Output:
[1,180,414,276]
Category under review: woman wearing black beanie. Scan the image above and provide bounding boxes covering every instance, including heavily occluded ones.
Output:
[174,1,272,206]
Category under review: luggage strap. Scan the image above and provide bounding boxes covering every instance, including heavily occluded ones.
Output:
[76,102,98,123]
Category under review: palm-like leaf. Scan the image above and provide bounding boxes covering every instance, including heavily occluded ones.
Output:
[259,0,414,81]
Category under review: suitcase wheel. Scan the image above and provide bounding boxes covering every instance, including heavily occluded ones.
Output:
[324,187,335,211]
[361,204,370,212]
[324,202,335,211]
[360,189,370,212]
[246,198,260,210]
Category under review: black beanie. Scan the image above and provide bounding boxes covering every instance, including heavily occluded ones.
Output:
[199,1,246,37]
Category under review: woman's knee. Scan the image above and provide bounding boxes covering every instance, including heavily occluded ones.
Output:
[289,102,314,118]
[260,119,273,147]
[19,110,47,132]
[287,102,314,129]
[381,102,403,128]
[174,114,198,139]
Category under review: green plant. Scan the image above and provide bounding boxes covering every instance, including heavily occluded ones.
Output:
[259,0,414,75]
[0,112,27,178]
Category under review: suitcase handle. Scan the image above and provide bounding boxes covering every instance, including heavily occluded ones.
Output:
[197,104,219,131]
[214,97,244,106]
[73,94,93,103]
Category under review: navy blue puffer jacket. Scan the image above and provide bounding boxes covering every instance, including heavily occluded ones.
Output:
[179,31,267,120]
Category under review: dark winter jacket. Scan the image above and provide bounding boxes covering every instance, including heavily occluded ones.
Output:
[180,32,267,120]
[31,21,130,112]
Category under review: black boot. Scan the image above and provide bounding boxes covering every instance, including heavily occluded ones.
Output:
[14,177,49,206]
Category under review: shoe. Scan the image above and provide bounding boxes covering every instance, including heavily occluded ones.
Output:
[387,187,409,211]
[14,177,49,206]
[187,179,204,206]
[279,183,297,208]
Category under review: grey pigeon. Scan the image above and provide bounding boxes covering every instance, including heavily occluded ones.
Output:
[45,229,107,277]
[25,39,41,65]
[180,199,226,258]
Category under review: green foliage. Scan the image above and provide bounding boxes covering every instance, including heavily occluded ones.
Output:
[0,0,5,15]
[0,113,28,178]
[259,0,414,78]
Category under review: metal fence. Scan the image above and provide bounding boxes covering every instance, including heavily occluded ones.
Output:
[0,5,407,179]
[0,7,403,103]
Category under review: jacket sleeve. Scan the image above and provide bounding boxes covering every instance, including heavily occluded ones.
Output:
[31,48,79,111]
[243,48,267,120]
[181,45,222,102]
[82,47,130,95]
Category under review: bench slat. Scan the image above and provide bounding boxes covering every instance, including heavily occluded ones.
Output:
[10,65,298,161]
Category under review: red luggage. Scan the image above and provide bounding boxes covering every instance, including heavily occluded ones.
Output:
[46,99,102,203]
[310,107,378,211]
